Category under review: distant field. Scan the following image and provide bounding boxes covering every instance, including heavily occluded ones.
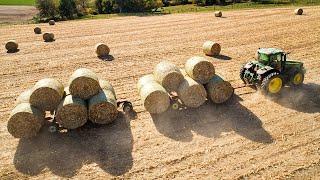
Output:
[0,0,35,6]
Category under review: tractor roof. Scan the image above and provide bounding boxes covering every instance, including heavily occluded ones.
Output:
[258,48,284,55]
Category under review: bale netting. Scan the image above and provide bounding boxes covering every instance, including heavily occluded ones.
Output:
[215,11,222,17]
[153,61,184,93]
[99,79,116,97]
[34,27,42,34]
[95,43,110,57]
[137,74,156,93]
[49,20,55,25]
[68,68,101,100]
[55,95,88,129]
[203,41,221,56]
[88,89,118,124]
[205,75,234,104]
[295,8,303,15]
[139,82,170,114]
[43,32,55,42]
[5,40,18,53]
[30,78,64,111]
[16,89,32,105]
[7,103,45,138]
[185,56,215,84]
[177,76,207,108]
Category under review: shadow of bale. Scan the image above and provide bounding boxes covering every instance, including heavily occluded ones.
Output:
[7,49,20,53]
[98,55,115,61]
[272,83,320,113]
[152,95,273,144]
[13,113,133,177]
[212,54,232,60]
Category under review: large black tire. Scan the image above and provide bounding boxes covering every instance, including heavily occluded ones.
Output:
[260,72,283,95]
[240,66,246,83]
[289,69,304,87]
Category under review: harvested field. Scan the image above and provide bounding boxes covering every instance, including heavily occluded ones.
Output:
[0,6,320,179]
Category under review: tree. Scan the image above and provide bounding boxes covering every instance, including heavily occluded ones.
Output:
[59,0,77,19]
[36,0,58,19]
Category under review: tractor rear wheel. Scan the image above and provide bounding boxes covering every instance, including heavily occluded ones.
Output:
[260,72,283,95]
[290,70,304,87]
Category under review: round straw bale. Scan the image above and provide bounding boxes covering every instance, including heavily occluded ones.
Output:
[7,103,45,138]
[30,78,64,111]
[205,75,234,104]
[16,89,32,105]
[88,89,118,124]
[140,82,170,114]
[95,43,110,57]
[203,41,221,56]
[99,79,116,97]
[43,32,55,42]
[294,8,303,15]
[153,61,184,93]
[5,40,18,52]
[49,20,55,25]
[69,68,101,100]
[137,74,156,93]
[215,11,222,17]
[34,27,42,34]
[177,76,207,108]
[185,56,215,84]
[55,95,87,129]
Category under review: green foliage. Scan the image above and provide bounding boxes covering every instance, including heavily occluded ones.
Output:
[0,0,35,6]
[36,0,58,19]
[59,0,77,19]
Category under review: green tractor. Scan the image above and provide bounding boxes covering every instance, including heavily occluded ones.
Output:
[240,48,306,95]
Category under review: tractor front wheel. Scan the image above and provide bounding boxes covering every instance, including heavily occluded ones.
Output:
[290,70,304,87]
[260,72,283,95]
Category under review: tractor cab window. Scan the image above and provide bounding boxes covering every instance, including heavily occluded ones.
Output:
[259,53,269,62]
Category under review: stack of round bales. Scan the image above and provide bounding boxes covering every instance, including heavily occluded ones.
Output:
[7,78,64,138]
[137,74,170,114]
[68,68,118,125]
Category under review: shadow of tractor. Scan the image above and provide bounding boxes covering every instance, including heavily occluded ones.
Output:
[151,95,273,143]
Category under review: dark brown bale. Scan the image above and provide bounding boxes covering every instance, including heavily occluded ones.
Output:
[5,40,18,53]
[68,68,101,100]
[295,8,303,15]
[95,43,110,57]
[205,75,234,104]
[7,103,45,138]
[34,27,42,34]
[49,20,55,25]
[30,78,64,111]
[43,32,55,42]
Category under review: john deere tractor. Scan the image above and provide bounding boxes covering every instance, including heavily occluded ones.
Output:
[240,48,306,95]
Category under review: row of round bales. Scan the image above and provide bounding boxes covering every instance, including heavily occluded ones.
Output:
[137,56,234,114]
[7,68,118,138]
[213,8,304,18]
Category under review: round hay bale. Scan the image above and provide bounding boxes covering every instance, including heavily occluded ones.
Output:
[95,43,110,57]
[7,103,45,138]
[295,8,303,15]
[16,89,32,105]
[99,79,116,98]
[140,82,170,114]
[185,56,215,84]
[68,68,101,100]
[30,78,64,111]
[49,20,55,25]
[205,75,234,104]
[88,89,118,124]
[153,61,184,93]
[5,40,18,53]
[177,76,207,108]
[137,74,156,93]
[215,11,222,17]
[43,32,54,42]
[55,95,88,129]
[203,41,221,56]
[34,27,42,34]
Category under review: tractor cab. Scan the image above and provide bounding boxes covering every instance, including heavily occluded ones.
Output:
[257,48,287,72]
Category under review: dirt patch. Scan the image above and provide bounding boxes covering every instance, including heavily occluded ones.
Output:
[0,5,37,24]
